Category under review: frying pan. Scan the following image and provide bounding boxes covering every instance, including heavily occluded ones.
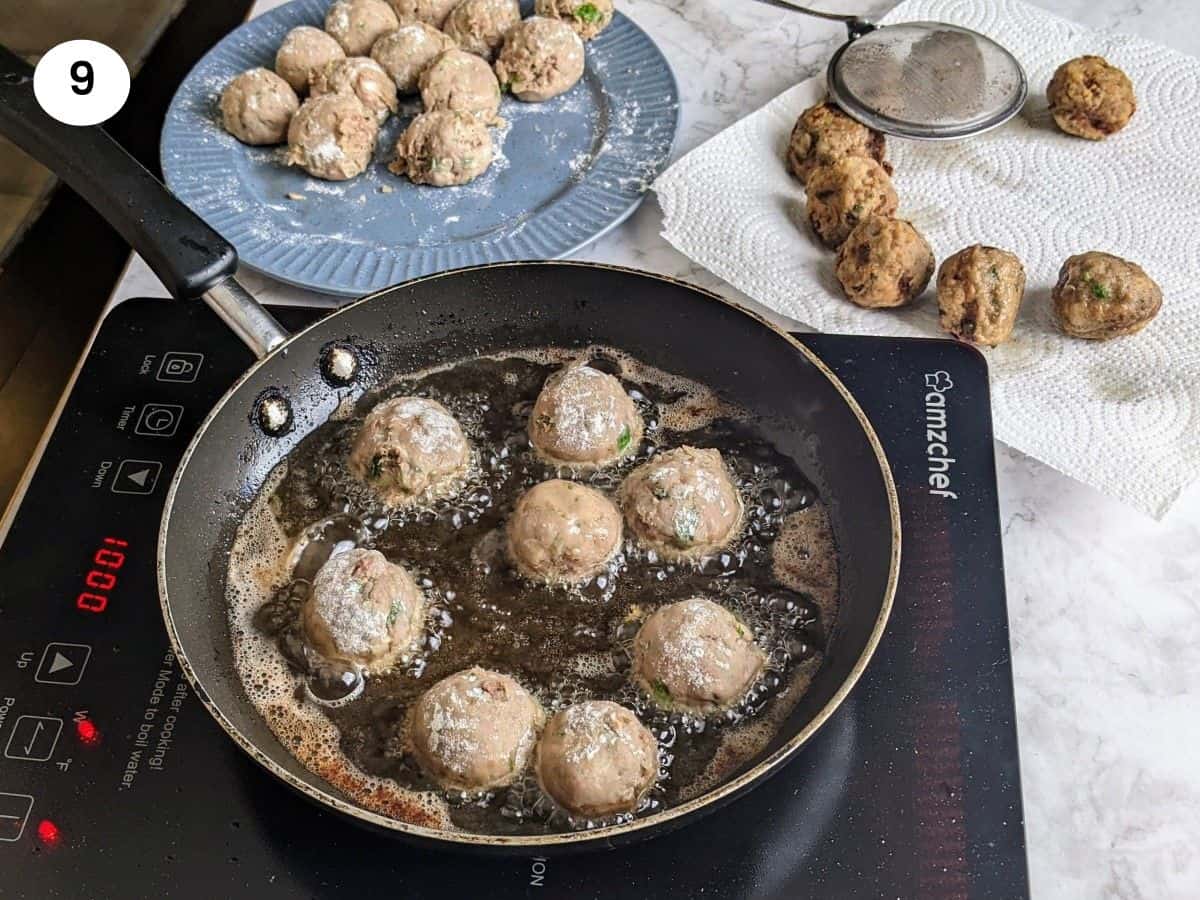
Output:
[0,45,899,851]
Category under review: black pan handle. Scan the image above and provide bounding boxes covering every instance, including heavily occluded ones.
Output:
[0,43,237,299]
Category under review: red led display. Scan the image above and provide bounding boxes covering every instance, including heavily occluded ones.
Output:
[76,718,101,746]
[36,819,61,847]
[76,537,128,614]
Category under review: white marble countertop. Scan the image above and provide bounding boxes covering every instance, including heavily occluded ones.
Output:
[107,1,1200,896]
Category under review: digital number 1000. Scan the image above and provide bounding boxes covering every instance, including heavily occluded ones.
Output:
[77,536,128,613]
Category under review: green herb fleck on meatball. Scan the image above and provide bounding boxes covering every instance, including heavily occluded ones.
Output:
[650,679,672,706]
[1085,276,1110,300]
[617,424,632,454]
[575,2,602,25]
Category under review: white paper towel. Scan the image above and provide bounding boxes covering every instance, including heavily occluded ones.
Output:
[653,0,1199,518]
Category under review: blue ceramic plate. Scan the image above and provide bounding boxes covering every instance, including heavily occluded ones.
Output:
[161,0,679,296]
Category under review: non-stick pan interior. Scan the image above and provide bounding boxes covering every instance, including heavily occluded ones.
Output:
[159,262,898,849]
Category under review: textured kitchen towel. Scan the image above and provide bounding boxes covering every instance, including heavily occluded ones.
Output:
[653,0,1199,518]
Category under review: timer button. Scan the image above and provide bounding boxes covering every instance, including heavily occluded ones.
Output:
[133,403,183,438]
[34,643,91,686]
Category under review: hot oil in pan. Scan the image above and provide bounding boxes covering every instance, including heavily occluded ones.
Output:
[227,348,839,835]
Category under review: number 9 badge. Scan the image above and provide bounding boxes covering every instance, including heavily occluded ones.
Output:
[33,39,130,126]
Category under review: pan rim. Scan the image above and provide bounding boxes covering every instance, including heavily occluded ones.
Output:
[157,260,901,848]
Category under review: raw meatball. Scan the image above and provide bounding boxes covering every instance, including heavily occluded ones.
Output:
[310,56,398,124]
[349,396,472,505]
[632,598,764,714]
[937,244,1026,346]
[786,101,889,185]
[389,110,494,186]
[507,480,623,584]
[534,0,614,41]
[620,446,742,562]
[494,16,585,103]
[529,362,643,468]
[1052,251,1162,340]
[805,156,898,249]
[835,215,935,309]
[285,93,379,181]
[275,25,346,94]
[419,49,502,123]
[535,701,658,818]
[388,0,459,27]
[220,68,299,145]
[325,0,400,56]
[371,22,457,94]
[302,548,424,671]
[1047,55,1136,141]
[444,0,521,61]
[410,667,544,791]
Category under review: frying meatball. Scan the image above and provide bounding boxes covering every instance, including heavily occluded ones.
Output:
[220,68,299,145]
[835,215,935,309]
[534,0,614,41]
[1047,55,1136,140]
[786,101,889,186]
[529,362,643,468]
[937,245,1027,346]
[325,0,401,56]
[310,56,398,124]
[349,396,472,505]
[494,16,585,103]
[507,480,622,584]
[371,23,457,94]
[805,156,898,249]
[620,446,742,562]
[389,110,494,186]
[410,667,544,791]
[444,0,521,61]
[632,598,764,714]
[285,93,379,181]
[419,49,502,124]
[1052,251,1162,340]
[388,0,459,27]
[535,701,658,818]
[275,25,346,94]
[302,548,424,671]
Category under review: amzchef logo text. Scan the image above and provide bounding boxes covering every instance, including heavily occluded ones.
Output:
[923,371,957,500]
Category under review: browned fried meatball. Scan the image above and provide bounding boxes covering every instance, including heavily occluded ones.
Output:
[805,157,898,249]
[835,216,935,309]
[325,0,400,56]
[529,361,643,468]
[507,480,622,584]
[786,101,889,185]
[535,701,658,818]
[632,598,764,714]
[1047,55,1136,140]
[936,245,1027,346]
[1051,251,1162,340]
[220,68,299,145]
[275,25,346,94]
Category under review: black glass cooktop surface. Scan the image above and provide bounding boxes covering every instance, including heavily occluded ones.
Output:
[0,300,1028,898]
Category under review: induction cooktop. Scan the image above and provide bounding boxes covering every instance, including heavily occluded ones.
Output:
[0,299,1028,898]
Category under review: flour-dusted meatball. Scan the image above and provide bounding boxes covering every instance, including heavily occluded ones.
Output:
[388,0,459,27]
[632,598,764,714]
[534,0,614,41]
[494,16,585,102]
[275,25,346,94]
[444,0,521,61]
[311,56,398,124]
[302,548,424,671]
[325,0,400,56]
[285,93,379,181]
[349,396,472,506]
[786,101,889,186]
[410,667,544,791]
[389,110,494,186]
[620,447,742,562]
[1052,251,1162,340]
[936,244,1026,346]
[420,48,502,123]
[220,68,299,145]
[507,480,622,584]
[529,362,643,468]
[535,701,658,818]
[1048,55,1136,141]
[835,215,934,309]
[371,23,457,94]
[805,156,898,249]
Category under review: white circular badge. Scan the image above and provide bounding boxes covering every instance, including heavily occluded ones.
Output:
[33,40,130,127]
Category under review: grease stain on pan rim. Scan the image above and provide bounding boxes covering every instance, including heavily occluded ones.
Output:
[157,261,901,849]
[160,0,681,297]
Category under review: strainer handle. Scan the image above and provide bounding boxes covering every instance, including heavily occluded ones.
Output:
[748,0,876,40]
